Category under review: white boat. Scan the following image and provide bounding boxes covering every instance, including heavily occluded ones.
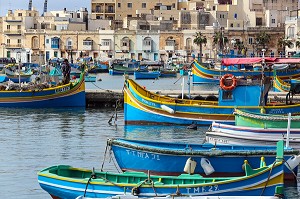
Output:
[205,122,300,148]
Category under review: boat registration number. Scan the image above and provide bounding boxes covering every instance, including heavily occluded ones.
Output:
[55,87,70,93]
[186,185,219,193]
[125,149,160,160]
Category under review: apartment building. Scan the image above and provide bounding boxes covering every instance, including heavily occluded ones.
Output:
[0,17,4,57]
[3,9,38,62]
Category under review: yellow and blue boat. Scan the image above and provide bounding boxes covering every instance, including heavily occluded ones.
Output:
[192,58,300,84]
[38,141,285,199]
[124,73,300,125]
[0,72,85,108]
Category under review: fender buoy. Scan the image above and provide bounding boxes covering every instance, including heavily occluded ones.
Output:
[220,74,237,91]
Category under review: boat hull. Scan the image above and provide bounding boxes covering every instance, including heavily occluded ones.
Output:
[192,60,300,84]
[124,79,300,125]
[134,71,160,79]
[38,162,284,199]
[234,109,300,128]
[109,138,297,181]
[206,122,300,150]
[0,74,86,107]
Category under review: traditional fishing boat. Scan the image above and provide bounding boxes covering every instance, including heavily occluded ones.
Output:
[123,74,300,125]
[38,141,285,198]
[273,74,300,92]
[205,122,300,150]
[234,109,300,128]
[134,71,161,79]
[0,72,85,107]
[192,58,300,84]
[108,138,298,181]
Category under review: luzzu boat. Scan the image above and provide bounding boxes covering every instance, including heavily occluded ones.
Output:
[38,141,286,199]
[273,70,300,92]
[192,58,300,84]
[134,71,161,79]
[234,109,300,128]
[124,74,300,126]
[205,122,300,150]
[0,72,85,107]
[108,138,299,181]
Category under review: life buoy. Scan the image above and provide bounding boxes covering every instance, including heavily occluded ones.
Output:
[220,74,237,91]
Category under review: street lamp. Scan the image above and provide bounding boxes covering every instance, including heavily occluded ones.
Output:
[17,51,21,88]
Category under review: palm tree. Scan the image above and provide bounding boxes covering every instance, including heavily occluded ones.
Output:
[193,32,207,63]
[296,40,300,49]
[213,31,228,56]
[255,31,271,50]
[277,37,293,57]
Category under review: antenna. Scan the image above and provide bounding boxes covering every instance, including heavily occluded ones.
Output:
[43,0,48,14]
[28,0,33,10]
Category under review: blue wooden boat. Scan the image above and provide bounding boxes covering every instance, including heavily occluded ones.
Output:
[0,72,85,108]
[108,138,298,181]
[124,74,300,125]
[192,58,300,84]
[134,71,160,79]
[38,141,285,198]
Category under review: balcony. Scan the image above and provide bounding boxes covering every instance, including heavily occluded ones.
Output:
[165,45,175,52]
[142,45,152,52]
[6,44,22,49]
[105,9,115,13]
[185,46,193,52]
[4,17,22,22]
[83,40,93,51]
[4,30,22,35]
[100,45,111,51]
[121,46,130,53]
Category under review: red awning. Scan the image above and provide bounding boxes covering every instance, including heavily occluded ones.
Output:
[221,57,277,66]
[274,58,300,64]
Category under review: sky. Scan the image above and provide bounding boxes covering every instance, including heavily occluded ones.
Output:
[0,0,91,16]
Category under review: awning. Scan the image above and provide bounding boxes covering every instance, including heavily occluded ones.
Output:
[221,58,277,66]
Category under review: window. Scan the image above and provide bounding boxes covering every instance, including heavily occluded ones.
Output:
[54,51,58,57]
[230,23,233,27]
[127,3,132,8]
[288,27,295,38]
[96,6,101,12]
[167,6,171,10]
[172,3,175,8]
[83,40,93,46]
[29,13,31,17]
[7,25,10,30]
[7,39,10,44]
[222,91,233,100]
[56,13,59,17]
[34,24,37,29]
[118,3,121,8]
[142,3,146,8]
[17,39,21,44]
[7,51,11,58]
[122,41,128,46]
[77,13,80,18]
[272,18,275,24]
[143,40,151,46]
[248,37,253,44]
[127,15,132,17]
[256,17,262,26]
[17,25,21,30]
[46,39,49,44]
[18,13,22,16]
[102,40,110,46]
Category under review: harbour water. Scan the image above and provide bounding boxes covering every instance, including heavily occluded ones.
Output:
[0,74,299,198]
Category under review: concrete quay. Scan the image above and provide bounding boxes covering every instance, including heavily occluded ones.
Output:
[85,89,299,108]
